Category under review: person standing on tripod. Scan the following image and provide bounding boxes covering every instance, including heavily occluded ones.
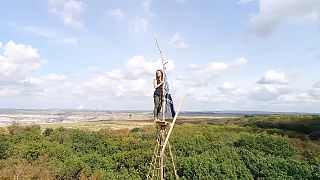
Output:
[153,69,164,122]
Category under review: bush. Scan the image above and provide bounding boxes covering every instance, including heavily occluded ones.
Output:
[309,131,320,141]
[246,115,320,140]
[43,128,54,136]
[304,150,320,165]
[0,140,8,159]
[176,148,254,180]
[238,148,314,179]
[7,123,41,135]
[0,156,55,179]
[234,132,297,158]
[130,127,144,133]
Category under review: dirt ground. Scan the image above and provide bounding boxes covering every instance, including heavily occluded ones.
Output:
[38,116,238,131]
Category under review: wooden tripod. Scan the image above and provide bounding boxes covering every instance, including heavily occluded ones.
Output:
[148,37,184,180]
[147,96,184,180]
[147,121,175,180]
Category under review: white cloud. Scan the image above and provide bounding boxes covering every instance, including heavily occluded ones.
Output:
[125,55,174,79]
[279,92,314,103]
[82,76,151,100]
[127,0,154,34]
[130,17,148,33]
[142,0,152,13]
[141,0,157,17]
[228,57,248,68]
[247,0,320,37]
[0,40,74,104]
[313,81,320,88]
[0,43,173,109]
[276,81,320,104]
[187,63,200,70]
[48,0,86,28]
[109,9,125,20]
[169,32,188,48]
[209,62,228,72]
[176,57,248,87]
[309,81,320,97]
[219,82,236,91]
[0,87,20,96]
[249,84,290,101]
[22,76,43,86]
[0,42,2,48]
[19,73,66,88]
[218,82,248,96]
[257,70,290,84]
[42,73,66,81]
[185,82,248,105]
[0,41,44,82]
[126,55,156,77]
[78,104,84,109]
[38,55,174,103]
[106,69,125,80]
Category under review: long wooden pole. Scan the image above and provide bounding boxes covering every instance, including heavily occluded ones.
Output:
[155,37,166,122]
[168,141,179,180]
[161,96,185,157]
[155,37,166,180]
[160,127,165,180]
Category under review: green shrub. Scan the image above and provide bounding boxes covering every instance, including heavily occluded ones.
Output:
[246,115,320,140]
[0,156,55,179]
[238,149,313,179]
[7,124,41,135]
[20,141,48,162]
[309,131,320,141]
[234,132,297,158]
[176,149,253,180]
[304,150,320,165]
[43,128,54,136]
[130,127,144,133]
[0,140,8,159]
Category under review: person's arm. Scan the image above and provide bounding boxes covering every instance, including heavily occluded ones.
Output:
[154,79,164,89]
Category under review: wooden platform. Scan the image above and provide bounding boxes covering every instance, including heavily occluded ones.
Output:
[155,120,170,127]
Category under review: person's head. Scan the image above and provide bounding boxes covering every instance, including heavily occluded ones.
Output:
[156,69,163,80]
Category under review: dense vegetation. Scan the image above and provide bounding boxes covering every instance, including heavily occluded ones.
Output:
[0,115,319,179]
[244,115,320,140]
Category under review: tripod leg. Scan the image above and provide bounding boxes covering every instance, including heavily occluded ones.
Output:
[168,141,179,180]
[147,128,162,180]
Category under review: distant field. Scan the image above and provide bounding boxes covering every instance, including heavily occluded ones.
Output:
[36,116,239,132]
[39,120,153,131]
[0,108,243,127]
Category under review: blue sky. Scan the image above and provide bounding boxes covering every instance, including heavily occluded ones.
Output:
[0,0,320,112]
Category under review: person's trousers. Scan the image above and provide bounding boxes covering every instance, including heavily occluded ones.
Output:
[165,93,176,118]
[153,94,161,118]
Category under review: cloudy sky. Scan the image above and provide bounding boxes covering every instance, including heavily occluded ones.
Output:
[1,0,320,112]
